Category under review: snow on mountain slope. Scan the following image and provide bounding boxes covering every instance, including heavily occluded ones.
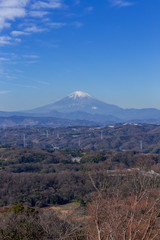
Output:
[22,91,160,122]
[69,91,91,99]
[30,91,123,115]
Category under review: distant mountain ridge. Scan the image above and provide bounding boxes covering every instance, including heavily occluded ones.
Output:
[1,91,160,126]
[28,91,122,115]
[0,116,96,128]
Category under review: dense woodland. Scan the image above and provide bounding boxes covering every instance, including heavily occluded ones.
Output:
[0,146,160,206]
[0,169,160,239]
[0,124,160,239]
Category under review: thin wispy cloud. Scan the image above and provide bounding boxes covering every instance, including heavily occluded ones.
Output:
[72,21,83,28]
[47,22,66,28]
[0,57,9,61]
[0,0,88,101]
[0,0,29,31]
[15,84,38,89]
[15,38,21,43]
[29,10,49,18]
[84,6,94,14]
[0,90,10,94]
[0,0,64,33]
[11,25,46,37]
[5,75,17,80]
[74,0,80,6]
[11,31,30,36]
[36,80,49,85]
[24,61,39,64]
[0,36,12,45]
[23,55,39,59]
[31,0,63,10]
[24,25,45,33]
[110,0,134,7]
[0,0,85,50]
[0,0,29,8]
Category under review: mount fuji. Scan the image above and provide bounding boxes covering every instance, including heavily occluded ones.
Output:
[25,91,160,123]
[30,91,122,116]
[1,91,160,125]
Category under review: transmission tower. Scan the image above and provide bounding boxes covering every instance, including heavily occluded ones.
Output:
[23,134,26,147]
[57,132,60,139]
[46,130,49,138]
[140,140,143,151]
[101,130,103,140]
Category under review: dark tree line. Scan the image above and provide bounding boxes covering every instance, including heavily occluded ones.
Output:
[1,147,160,207]
[0,173,160,240]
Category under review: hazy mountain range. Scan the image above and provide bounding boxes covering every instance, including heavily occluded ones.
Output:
[1,91,160,127]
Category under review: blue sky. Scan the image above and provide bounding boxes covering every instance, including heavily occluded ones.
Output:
[0,0,160,111]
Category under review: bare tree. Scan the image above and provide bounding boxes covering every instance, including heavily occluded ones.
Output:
[87,172,160,240]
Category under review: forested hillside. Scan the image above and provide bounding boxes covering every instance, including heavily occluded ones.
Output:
[1,124,160,152]
[1,124,160,239]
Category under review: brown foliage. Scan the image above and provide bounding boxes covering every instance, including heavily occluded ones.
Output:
[87,189,160,240]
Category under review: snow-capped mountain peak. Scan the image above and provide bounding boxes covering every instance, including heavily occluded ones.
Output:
[29,90,123,118]
[69,91,91,99]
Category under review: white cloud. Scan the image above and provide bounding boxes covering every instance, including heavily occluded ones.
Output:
[15,84,37,89]
[0,0,63,32]
[24,25,45,33]
[0,0,80,48]
[72,21,83,28]
[11,25,46,37]
[74,0,80,5]
[32,0,62,10]
[48,22,66,28]
[110,0,133,7]
[15,38,21,43]
[11,30,30,36]
[36,80,49,85]
[0,0,29,31]
[0,0,29,8]
[0,90,10,94]
[0,20,11,29]
[85,6,94,13]
[0,57,9,61]
[0,8,26,20]
[23,55,39,58]
[29,10,49,18]
[0,36,12,45]
[0,35,21,46]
